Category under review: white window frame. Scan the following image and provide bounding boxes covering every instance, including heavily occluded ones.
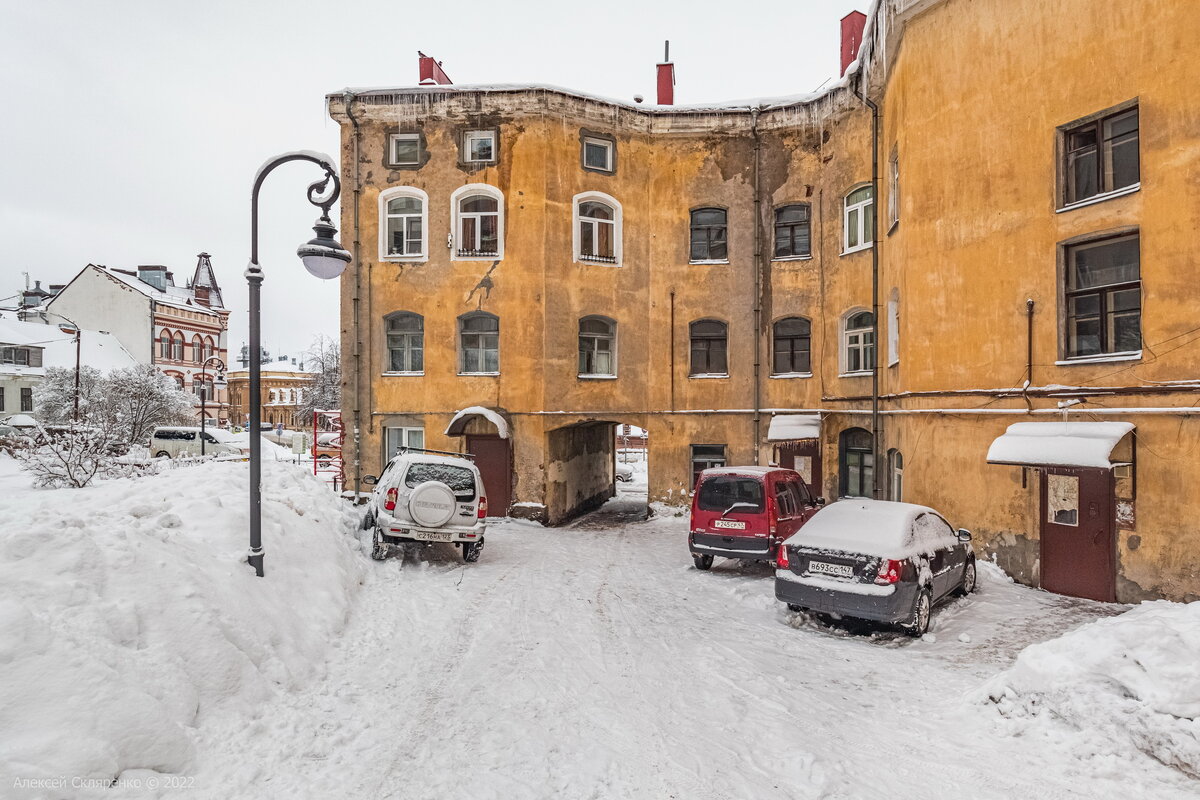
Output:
[389,133,421,167]
[384,426,425,461]
[450,184,505,261]
[572,191,623,267]
[578,315,618,378]
[458,312,500,376]
[378,186,429,262]
[840,308,876,376]
[463,130,496,163]
[582,137,614,172]
[887,289,900,366]
[843,184,874,255]
[887,150,899,229]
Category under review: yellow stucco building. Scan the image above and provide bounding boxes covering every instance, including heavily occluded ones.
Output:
[328,0,1200,602]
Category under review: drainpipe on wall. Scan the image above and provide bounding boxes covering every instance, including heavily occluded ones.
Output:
[751,105,763,466]
[853,81,881,499]
[1024,299,1035,412]
[344,92,364,496]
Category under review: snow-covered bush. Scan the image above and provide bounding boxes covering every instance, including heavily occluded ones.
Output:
[979,600,1200,779]
[11,425,128,488]
[0,460,361,784]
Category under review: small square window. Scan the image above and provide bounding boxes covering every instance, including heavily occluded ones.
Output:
[583,138,613,172]
[390,133,420,166]
[464,130,495,163]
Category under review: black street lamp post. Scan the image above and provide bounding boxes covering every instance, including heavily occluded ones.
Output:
[246,152,351,577]
[198,356,227,456]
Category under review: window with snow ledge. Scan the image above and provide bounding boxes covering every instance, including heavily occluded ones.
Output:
[580,130,616,174]
[772,316,811,375]
[451,184,504,260]
[385,311,424,373]
[379,187,428,262]
[840,308,875,375]
[774,204,811,259]
[573,191,622,266]
[461,129,498,166]
[690,207,728,262]
[1062,233,1141,359]
[887,288,900,366]
[689,319,728,376]
[1058,102,1138,209]
[843,184,874,255]
[459,311,499,375]
[578,316,616,377]
[385,131,427,170]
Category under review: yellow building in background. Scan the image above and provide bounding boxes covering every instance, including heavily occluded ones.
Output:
[328,0,1200,602]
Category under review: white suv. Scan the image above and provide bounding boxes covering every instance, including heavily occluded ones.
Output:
[361,450,488,562]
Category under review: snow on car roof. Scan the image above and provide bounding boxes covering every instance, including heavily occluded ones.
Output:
[700,466,787,477]
[389,452,478,470]
[785,499,958,560]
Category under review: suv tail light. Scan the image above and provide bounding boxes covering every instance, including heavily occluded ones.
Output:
[384,488,398,512]
[875,558,904,585]
[776,543,790,570]
[478,496,488,519]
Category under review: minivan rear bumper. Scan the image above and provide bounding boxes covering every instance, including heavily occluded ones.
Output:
[774,571,919,625]
[689,532,773,561]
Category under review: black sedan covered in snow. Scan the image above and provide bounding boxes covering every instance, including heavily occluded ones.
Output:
[774,499,976,636]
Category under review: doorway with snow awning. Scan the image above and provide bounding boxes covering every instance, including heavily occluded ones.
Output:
[445,406,513,518]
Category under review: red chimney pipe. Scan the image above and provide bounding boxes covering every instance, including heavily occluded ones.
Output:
[840,11,867,76]
[418,51,453,85]
[656,40,674,105]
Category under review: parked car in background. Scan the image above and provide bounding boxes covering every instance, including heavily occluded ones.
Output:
[149,426,247,459]
[360,449,488,563]
[314,431,342,462]
[774,499,977,636]
[615,462,634,482]
[688,466,822,571]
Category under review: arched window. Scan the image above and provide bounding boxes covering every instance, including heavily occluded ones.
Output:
[192,335,203,362]
[888,449,904,501]
[379,187,428,260]
[452,185,504,259]
[772,317,811,375]
[689,319,728,376]
[172,332,184,361]
[839,428,874,498]
[386,312,424,373]
[203,337,215,361]
[774,204,811,259]
[578,316,616,376]
[842,310,875,375]
[689,208,727,262]
[844,185,874,254]
[573,192,622,265]
[159,329,171,359]
[459,312,499,374]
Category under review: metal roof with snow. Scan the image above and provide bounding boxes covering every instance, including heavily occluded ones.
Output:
[767,414,821,442]
[986,422,1136,469]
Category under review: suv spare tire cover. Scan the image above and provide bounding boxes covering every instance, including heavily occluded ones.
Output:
[407,481,457,527]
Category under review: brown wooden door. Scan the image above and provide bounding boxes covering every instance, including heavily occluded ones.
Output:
[467,435,512,517]
[1040,467,1116,602]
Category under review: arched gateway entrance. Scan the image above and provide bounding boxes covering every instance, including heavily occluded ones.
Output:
[445,407,513,517]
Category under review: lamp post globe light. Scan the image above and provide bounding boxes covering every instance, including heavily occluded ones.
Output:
[246,152,351,578]
[198,356,226,456]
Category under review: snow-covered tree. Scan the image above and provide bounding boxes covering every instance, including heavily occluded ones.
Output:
[298,335,340,422]
[32,366,104,424]
[12,426,126,488]
[103,365,194,447]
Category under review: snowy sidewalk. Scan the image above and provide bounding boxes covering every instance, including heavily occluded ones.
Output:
[160,502,1193,800]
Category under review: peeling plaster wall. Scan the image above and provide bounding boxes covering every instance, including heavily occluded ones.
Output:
[545,423,614,524]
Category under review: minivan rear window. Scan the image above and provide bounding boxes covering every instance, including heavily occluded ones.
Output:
[697,476,765,513]
[404,463,477,499]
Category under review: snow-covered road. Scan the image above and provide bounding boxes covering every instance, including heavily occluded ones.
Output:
[173,494,1194,800]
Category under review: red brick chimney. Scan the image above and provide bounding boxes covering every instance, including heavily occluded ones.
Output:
[418,51,453,85]
[840,11,867,76]
[656,40,674,105]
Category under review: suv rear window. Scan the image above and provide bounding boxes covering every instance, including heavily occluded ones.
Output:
[697,476,765,513]
[404,463,477,499]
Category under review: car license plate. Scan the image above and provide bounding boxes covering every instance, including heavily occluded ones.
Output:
[808,560,853,578]
[712,519,747,530]
[412,531,454,542]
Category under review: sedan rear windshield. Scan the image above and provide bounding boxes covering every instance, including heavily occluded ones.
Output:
[404,463,477,499]
[697,476,765,513]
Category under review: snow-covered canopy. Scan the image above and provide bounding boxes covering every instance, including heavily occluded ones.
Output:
[986,422,1135,469]
[767,414,821,442]
[784,499,959,559]
[444,406,510,439]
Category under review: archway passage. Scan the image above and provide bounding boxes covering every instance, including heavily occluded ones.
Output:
[545,420,650,527]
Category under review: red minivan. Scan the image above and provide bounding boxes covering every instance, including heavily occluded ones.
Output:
[688,467,824,570]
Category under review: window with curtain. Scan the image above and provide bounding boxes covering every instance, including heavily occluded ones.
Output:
[773,204,811,258]
[689,319,728,376]
[578,316,616,376]
[386,313,424,372]
[772,317,811,374]
[843,311,875,374]
[690,208,728,261]
[578,201,616,262]
[460,313,499,374]
[458,195,499,256]
[1064,106,1139,205]
[385,195,424,256]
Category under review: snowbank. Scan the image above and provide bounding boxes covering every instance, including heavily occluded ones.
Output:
[226,431,293,460]
[0,460,361,787]
[980,600,1200,778]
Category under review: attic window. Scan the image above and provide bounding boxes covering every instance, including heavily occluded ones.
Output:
[463,130,496,163]
[389,133,421,167]
[583,138,613,172]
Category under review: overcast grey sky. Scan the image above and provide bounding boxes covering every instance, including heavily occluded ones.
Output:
[1,0,865,360]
